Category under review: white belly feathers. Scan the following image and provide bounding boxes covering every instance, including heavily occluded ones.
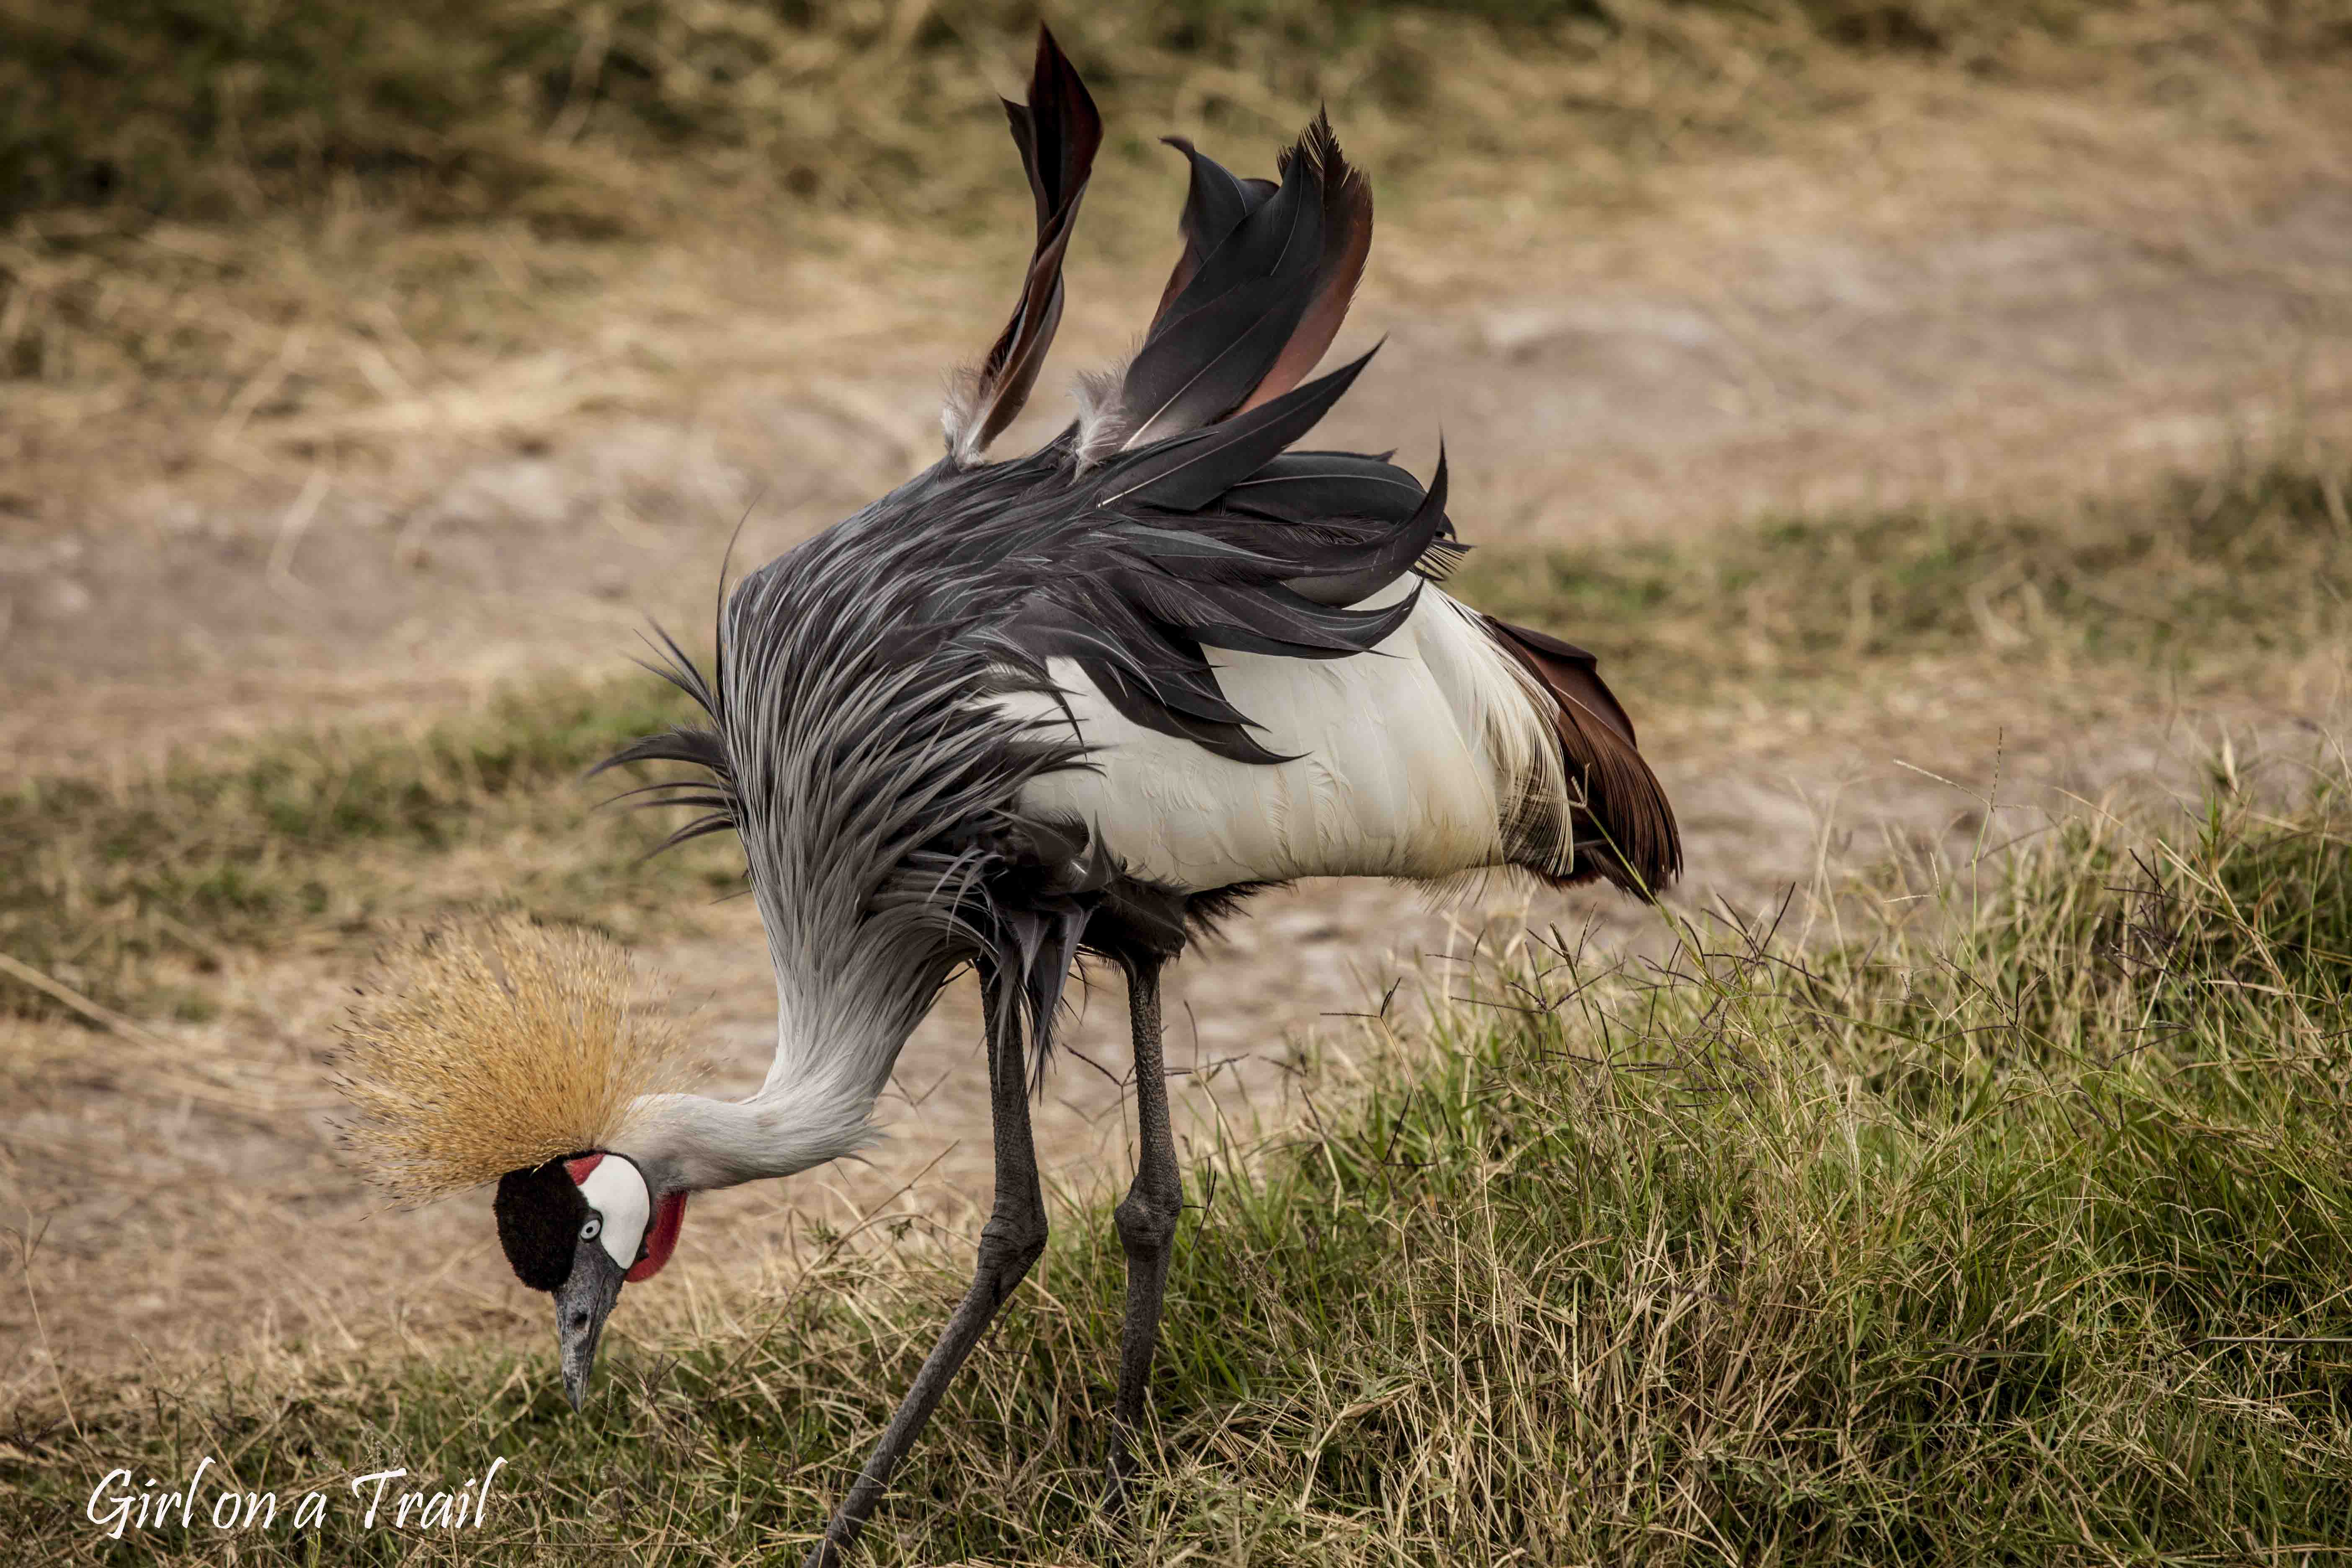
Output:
[1000,585,1562,892]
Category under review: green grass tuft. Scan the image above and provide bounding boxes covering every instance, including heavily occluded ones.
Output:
[1451,457,2352,699]
[0,676,730,1020]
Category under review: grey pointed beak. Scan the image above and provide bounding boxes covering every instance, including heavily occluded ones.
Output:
[554,1240,628,1411]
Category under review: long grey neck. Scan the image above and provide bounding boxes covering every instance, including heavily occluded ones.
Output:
[613,996,921,1194]
[614,1079,879,1194]
[611,905,959,1192]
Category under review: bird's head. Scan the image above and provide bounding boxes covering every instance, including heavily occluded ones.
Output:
[493,1149,688,1408]
[334,917,697,1411]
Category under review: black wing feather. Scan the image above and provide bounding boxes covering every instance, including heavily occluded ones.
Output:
[1096,346,1378,513]
[1277,444,1452,607]
[1222,450,1425,523]
[1118,146,1326,449]
[1238,113,1372,416]
[1150,139,1281,325]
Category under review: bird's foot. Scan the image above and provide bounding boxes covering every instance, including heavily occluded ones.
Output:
[1101,1437,1139,1516]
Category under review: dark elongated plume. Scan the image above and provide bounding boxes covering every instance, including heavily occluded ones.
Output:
[1233,115,1373,417]
[1085,112,1372,462]
[1092,346,1378,512]
[944,27,1103,467]
[1148,140,1277,326]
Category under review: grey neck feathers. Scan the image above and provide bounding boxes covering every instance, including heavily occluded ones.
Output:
[616,1077,878,1194]
[598,462,1104,1203]
[615,970,939,1194]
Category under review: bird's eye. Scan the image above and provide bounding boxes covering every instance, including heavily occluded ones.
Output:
[579,1216,602,1242]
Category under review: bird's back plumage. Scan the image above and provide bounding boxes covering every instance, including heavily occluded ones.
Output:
[606,27,1679,1090]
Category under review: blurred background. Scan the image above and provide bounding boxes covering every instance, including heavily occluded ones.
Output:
[4,2,2346,755]
[2,0,2348,1435]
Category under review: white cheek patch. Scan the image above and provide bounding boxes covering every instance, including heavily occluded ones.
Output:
[576,1157,651,1271]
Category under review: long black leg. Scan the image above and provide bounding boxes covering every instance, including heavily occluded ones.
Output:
[804,963,1047,1568]
[1105,955,1181,1503]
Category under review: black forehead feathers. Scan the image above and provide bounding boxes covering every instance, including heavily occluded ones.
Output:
[493,1155,592,1292]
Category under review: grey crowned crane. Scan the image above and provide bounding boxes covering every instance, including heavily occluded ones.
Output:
[336,27,1676,1565]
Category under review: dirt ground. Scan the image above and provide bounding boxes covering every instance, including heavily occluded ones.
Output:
[3,83,2350,1415]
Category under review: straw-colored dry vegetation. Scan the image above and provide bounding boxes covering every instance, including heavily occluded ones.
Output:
[6,757,2350,1563]
[5,0,2342,438]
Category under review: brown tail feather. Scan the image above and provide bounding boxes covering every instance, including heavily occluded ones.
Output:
[1482,615,1681,899]
[1233,112,1373,418]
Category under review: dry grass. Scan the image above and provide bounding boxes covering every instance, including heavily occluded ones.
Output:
[3,0,2341,463]
[5,748,2349,1563]
[10,1,2334,230]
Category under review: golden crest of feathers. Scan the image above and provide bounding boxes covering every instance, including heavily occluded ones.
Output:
[333,918,691,1204]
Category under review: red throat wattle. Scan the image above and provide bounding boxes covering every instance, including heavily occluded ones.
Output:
[628,1192,687,1282]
